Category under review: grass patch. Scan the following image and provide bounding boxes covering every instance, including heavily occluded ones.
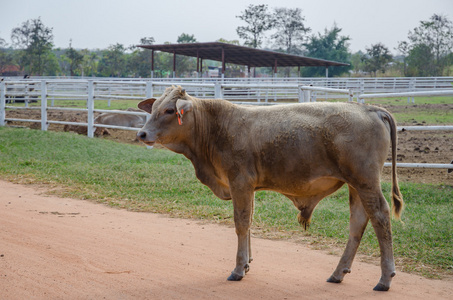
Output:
[0,127,452,278]
[365,96,453,124]
[366,96,453,106]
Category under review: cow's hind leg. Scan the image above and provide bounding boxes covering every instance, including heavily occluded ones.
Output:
[245,229,252,273]
[227,187,255,281]
[245,198,255,273]
[328,186,369,284]
[357,187,396,291]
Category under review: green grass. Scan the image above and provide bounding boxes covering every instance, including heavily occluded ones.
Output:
[366,96,453,106]
[323,96,453,124]
[365,96,453,124]
[0,127,452,278]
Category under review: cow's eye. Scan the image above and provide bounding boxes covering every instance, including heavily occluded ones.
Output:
[165,109,175,115]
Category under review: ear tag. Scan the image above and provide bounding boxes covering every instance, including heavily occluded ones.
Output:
[176,112,182,125]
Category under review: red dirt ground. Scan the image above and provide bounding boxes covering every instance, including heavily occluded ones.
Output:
[1,180,452,299]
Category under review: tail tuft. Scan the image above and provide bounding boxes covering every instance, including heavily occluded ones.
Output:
[392,183,404,220]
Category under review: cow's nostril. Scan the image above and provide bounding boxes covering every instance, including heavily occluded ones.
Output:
[137,131,147,140]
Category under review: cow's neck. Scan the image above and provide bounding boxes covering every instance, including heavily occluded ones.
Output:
[192,99,235,155]
[179,99,237,199]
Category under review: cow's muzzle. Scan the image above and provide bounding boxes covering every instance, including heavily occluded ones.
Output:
[137,130,155,146]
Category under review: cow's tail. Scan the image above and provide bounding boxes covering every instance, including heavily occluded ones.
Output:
[382,111,404,220]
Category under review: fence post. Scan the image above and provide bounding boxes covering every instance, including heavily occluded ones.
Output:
[87,80,94,138]
[0,80,5,126]
[348,89,353,102]
[145,81,153,98]
[107,85,112,107]
[360,79,365,94]
[214,82,222,99]
[40,80,48,131]
[298,86,303,103]
[305,90,311,102]
[51,85,55,107]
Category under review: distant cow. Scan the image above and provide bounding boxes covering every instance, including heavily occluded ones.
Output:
[136,86,404,291]
[94,110,146,128]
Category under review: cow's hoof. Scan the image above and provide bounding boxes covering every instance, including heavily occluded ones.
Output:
[227,272,244,281]
[373,283,390,291]
[326,275,342,284]
[244,264,250,273]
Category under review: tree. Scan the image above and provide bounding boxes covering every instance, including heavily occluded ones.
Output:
[42,51,60,76]
[11,17,54,75]
[174,33,197,77]
[65,40,84,76]
[302,24,352,77]
[399,14,453,76]
[139,37,155,45]
[406,44,435,76]
[271,7,310,54]
[177,33,197,44]
[0,37,15,75]
[396,41,410,76]
[80,49,99,77]
[362,43,393,76]
[236,4,273,48]
[350,51,365,75]
[216,38,240,45]
[98,43,126,77]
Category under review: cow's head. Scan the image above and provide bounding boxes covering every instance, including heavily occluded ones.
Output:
[137,86,193,148]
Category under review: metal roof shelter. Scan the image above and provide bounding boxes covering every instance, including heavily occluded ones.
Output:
[138,42,349,77]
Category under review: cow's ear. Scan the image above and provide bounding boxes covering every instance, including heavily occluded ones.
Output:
[176,99,193,115]
[138,98,156,114]
[176,99,193,125]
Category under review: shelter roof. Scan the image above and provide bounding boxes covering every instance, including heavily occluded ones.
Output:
[138,42,349,68]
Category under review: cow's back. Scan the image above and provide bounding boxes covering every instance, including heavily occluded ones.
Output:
[210,101,391,193]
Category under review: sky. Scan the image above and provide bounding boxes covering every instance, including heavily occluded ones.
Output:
[1,0,452,54]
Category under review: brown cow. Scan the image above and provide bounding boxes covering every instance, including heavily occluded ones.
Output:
[136,86,404,291]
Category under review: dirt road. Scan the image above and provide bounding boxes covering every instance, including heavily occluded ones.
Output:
[1,180,452,299]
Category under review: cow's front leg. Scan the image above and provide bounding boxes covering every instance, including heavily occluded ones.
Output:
[227,189,254,281]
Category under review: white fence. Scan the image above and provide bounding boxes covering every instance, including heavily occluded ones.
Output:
[3,76,453,102]
[1,78,452,171]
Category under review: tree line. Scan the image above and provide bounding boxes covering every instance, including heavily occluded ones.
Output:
[1,5,452,78]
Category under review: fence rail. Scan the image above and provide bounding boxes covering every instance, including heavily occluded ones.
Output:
[1,78,452,171]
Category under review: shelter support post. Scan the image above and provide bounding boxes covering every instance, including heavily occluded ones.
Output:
[274,58,278,78]
[326,66,329,78]
[221,47,225,80]
[196,50,200,78]
[173,52,176,78]
[151,50,154,78]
